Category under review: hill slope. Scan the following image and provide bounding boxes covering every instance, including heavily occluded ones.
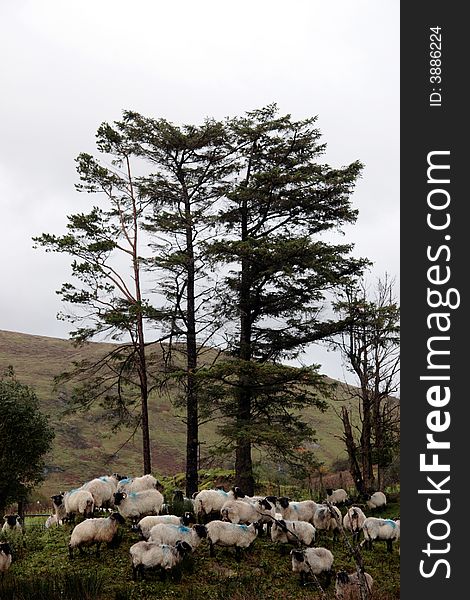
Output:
[0,329,351,496]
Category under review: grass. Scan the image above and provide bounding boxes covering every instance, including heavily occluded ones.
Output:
[1,499,400,600]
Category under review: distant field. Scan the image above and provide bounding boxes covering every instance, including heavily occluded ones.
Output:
[1,329,360,498]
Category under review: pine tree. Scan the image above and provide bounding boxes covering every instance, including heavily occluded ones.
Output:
[206,105,368,494]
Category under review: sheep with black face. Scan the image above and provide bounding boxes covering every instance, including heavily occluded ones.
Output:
[68,512,126,558]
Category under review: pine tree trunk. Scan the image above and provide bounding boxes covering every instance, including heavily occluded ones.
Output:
[185,195,199,497]
[341,406,366,496]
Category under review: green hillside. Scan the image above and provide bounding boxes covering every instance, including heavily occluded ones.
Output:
[0,329,352,497]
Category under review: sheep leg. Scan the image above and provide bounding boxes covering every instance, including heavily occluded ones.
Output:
[324,570,332,588]
[209,540,216,558]
[68,545,73,559]
[95,542,101,557]
[387,539,393,553]
[235,547,242,562]
[299,571,307,586]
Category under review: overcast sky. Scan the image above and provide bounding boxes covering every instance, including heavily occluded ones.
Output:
[1,0,399,383]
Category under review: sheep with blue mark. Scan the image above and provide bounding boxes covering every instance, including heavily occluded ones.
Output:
[361,517,400,552]
[129,540,192,580]
[148,523,207,550]
[205,520,258,561]
[193,486,245,522]
[137,513,196,540]
[64,488,95,521]
[117,474,163,494]
[80,476,118,509]
[113,489,164,526]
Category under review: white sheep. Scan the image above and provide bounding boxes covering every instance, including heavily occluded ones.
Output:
[335,570,374,600]
[220,497,273,525]
[148,523,207,550]
[64,489,95,520]
[290,547,334,586]
[81,477,115,509]
[366,491,387,510]
[271,519,316,547]
[313,505,342,541]
[277,497,319,524]
[113,489,164,523]
[45,514,62,529]
[343,506,367,542]
[51,493,67,523]
[137,513,195,540]
[205,520,258,561]
[2,514,22,532]
[193,487,245,522]
[362,517,400,552]
[68,512,126,557]
[129,540,192,580]
[325,488,348,505]
[0,542,12,575]
[117,474,161,494]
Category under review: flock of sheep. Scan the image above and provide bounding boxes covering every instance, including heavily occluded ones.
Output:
[1,473,400,599]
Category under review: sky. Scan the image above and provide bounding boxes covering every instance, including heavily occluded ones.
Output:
[1,0,399,383]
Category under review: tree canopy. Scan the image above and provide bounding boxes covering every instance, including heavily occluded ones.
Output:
[0,370,55,511]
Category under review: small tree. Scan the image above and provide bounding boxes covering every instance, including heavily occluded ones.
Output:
[0,370,55,512]
[117,112,233,496]
[332,276,400,495]
[34,124,159,474]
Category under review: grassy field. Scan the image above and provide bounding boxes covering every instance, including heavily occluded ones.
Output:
[1,497,400,600]
[0,329,362,499]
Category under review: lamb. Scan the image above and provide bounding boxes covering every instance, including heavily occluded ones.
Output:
[343,506,367,542]
[325,488,348,505]
[290,546,334,586]
[362,517,400,552]
[0,542,12,575]
[313,505,342,541]
[64,488,95,520]
[113,489,164,524]
[137,513,195,540]
[129,540,192,581]
[45,514,62,529]
[335,570,374,600]
[365,491,387,510]
[277,497,319,524]
[117,474,162,494]
[205,520,258,561]
[271,519,316,547]
[193,487,245,522]
[148,523,207,550]
[220,497,273,525]
[2,514,22,532]
[68,512,126,557]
